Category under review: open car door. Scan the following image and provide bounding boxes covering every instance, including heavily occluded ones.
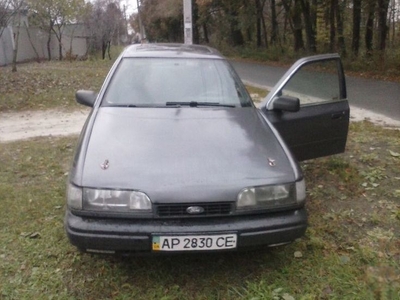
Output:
[260,54,349,161]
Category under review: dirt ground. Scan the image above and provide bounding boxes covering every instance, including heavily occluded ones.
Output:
[0,108,90,142]
[0,105,399,143]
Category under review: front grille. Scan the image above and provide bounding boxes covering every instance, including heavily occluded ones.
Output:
[156,202,233,218]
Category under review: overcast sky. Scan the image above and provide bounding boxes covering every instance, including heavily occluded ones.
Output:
[121,0,138,16]
[87,0,138,16]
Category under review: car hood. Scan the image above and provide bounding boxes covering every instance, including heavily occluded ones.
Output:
[80,107,296,203]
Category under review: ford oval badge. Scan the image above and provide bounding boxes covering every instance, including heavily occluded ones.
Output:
[186,206,205,214]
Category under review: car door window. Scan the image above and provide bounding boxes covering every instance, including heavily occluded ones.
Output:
[280,60,342,106]
[261,54,349,161]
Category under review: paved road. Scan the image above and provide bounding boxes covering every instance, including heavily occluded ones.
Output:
[231,61,400,121]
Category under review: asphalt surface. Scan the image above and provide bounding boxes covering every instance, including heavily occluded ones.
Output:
[231,60,400,121]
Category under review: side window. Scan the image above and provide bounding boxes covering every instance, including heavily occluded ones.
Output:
[280,60,342,106]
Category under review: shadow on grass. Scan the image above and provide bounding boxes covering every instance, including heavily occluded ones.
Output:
[66,247,293,298]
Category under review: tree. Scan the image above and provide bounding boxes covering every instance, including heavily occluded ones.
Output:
[139,0,183,43]
[280,0,305,51]
[0,0,13,38]
[52,0,83,60]
[300,0,316,52]
[7,0,25,72]
[377,0,390,51]
[83,0,126,59]
[365,0,376,56]
[329,0,336,52]
[27,0,83,60]
[121,0,399,63]
[270,0,278,45]
[336,0,346,56]
[351,0,361,57]
[226,1,245,46]
[196,0,212,43]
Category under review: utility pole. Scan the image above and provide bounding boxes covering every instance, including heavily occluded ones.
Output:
[183,0,193,44]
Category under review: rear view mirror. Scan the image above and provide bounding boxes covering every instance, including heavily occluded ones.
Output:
[272,96,300,112]
[76,90,97,107]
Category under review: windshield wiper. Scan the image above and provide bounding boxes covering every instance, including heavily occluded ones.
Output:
[107,104,181,108]
[166,101,236,108]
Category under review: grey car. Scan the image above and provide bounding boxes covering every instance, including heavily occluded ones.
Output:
[65,43,349,254]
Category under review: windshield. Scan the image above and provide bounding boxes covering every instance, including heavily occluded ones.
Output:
[101,58,252,107]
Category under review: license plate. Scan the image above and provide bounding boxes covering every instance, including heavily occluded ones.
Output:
[152,234,237,251]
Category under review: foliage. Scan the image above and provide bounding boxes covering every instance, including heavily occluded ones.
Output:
[136,0,400,71]
[7,0,25,72]
[0,0,12,31]
[83,0,127,59]
[138,0,183,42]
[27,0,85,60]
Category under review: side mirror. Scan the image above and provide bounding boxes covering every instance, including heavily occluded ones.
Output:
[272,95,300,112]
[76,90,97,107]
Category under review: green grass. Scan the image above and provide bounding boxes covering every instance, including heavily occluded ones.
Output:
[0,121,399,299]
[0,60,112,112]
[0,51,124,112]
[245,85,269,103]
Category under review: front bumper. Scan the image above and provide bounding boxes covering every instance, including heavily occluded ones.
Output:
[65,208,307,254]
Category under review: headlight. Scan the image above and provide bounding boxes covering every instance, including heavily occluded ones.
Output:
[83,188,152,212]
[67,183,83,210]
[236,183,295,210]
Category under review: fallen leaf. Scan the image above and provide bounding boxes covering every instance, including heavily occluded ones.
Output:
[389,150,400,157]
[28,232,40,239]
[294,251,303,258]
[282,294,295,300]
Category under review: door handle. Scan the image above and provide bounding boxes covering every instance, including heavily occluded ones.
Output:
[331,112,345,120]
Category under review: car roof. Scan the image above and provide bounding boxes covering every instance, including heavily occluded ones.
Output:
[122,43,225,59]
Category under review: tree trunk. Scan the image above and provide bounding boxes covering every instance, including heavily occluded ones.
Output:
[47,28,52,61]
[59,36,63,61]
[293,0,304,51]
[270,0,278,45]
[242,0,252,43]
[282,0,303,51]
[389,0,395,46]
[25,25,41,62]
[12,25,20,72]
[365,0,376,56]
[192,0,199,44]
[260,0,268,48]
[300,0,314,52]
[255,0,262,47]
[351,0,361,57]
[68,26,77,62]
[336,0,346,56]
[377,0,390,51]
[202,23,209,43]
[227,4,244,46]
[281,0,294,44]
[102,39,107,59]
[329,0,336,52]
[102,39,111,60]
[107,41,111,59]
